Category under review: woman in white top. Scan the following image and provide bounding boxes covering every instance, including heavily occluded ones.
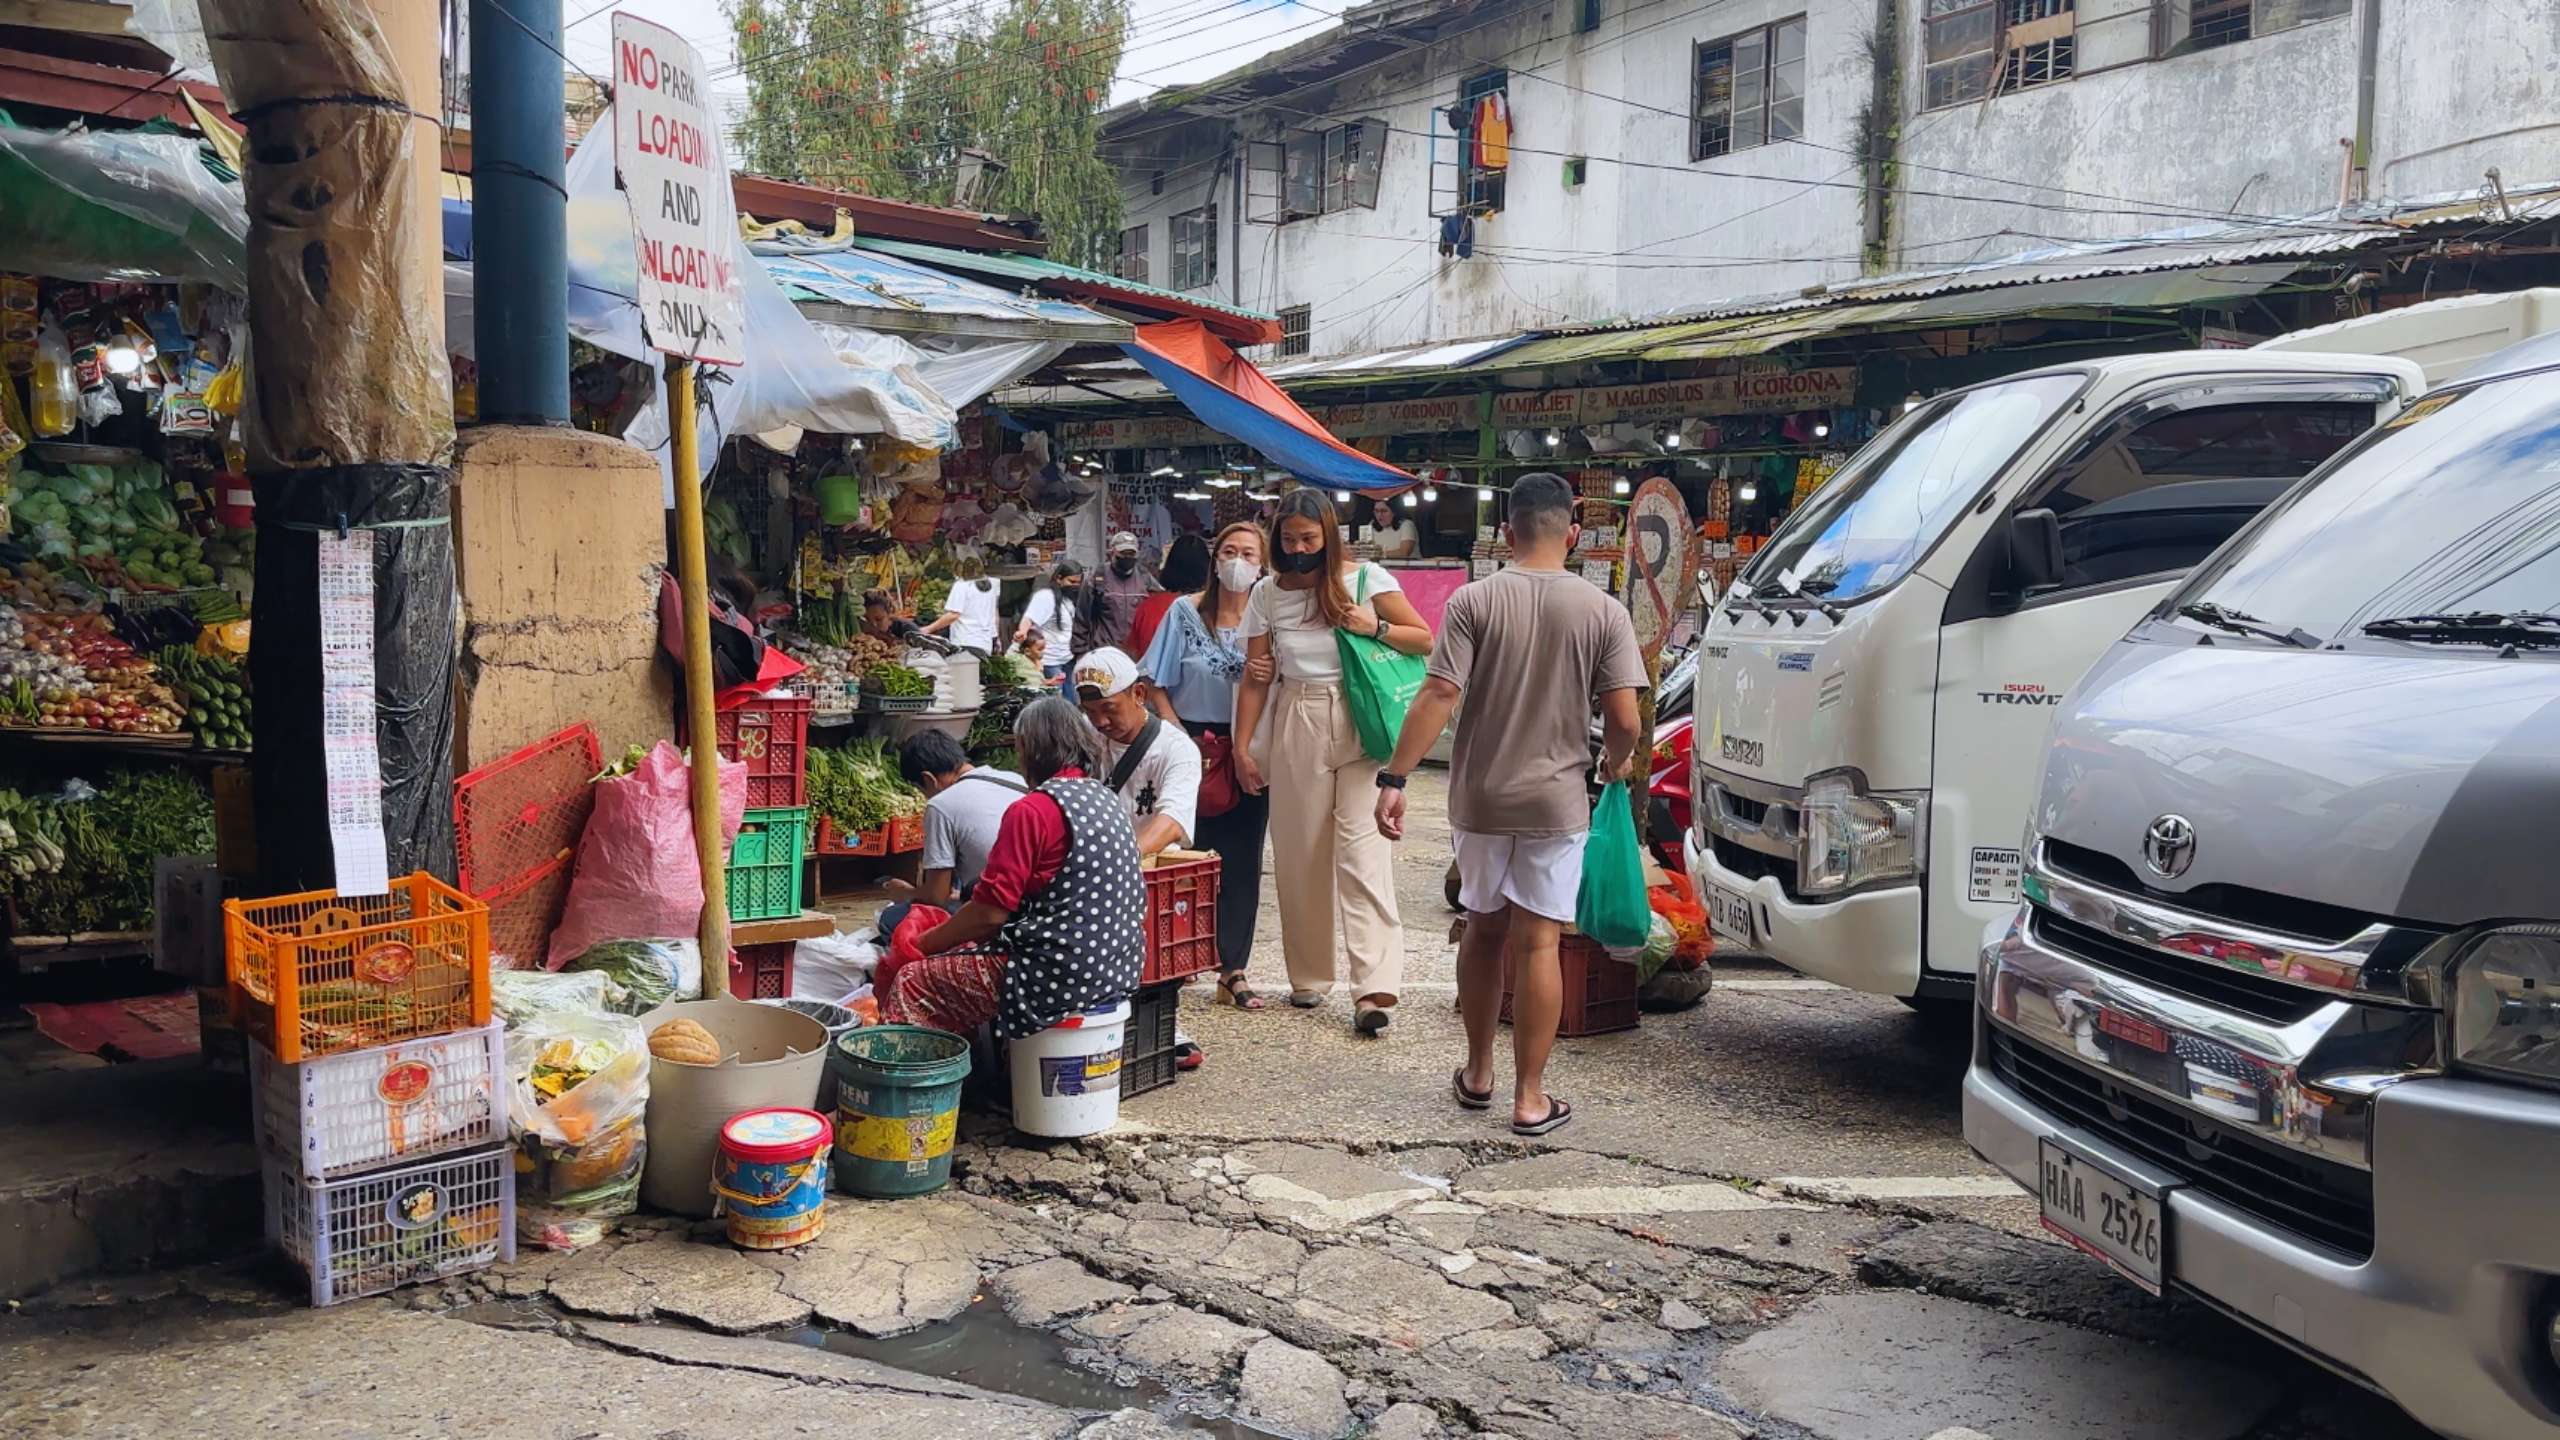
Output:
[1013,559,1085,686]
[921,555,1002,654]
[1234,489,1432,1032]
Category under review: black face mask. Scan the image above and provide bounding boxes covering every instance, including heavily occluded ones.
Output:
[1111,557,1138,577]
[1272,549,1326,575]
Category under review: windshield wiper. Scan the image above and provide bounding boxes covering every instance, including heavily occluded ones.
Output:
[2360,611,2560,649]
[2176,602,2321,649]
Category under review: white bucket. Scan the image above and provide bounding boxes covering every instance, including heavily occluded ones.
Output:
[943,652,984,712]
[1008,1001,1130,1138]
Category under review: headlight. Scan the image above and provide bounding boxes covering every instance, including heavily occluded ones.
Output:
[2451,927,2560,1085]
[1797,771,1925,896]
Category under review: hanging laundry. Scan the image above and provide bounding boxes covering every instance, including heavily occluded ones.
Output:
[1473,92,1511,171]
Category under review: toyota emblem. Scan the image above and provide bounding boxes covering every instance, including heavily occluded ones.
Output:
[2142,814,2197,879]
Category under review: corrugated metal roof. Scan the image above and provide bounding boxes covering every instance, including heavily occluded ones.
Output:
[854,236,1279,344]
[1263,333,1533,382]
[762,246,1129,343]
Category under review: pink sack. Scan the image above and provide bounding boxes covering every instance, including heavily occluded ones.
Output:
[547,740,748,967]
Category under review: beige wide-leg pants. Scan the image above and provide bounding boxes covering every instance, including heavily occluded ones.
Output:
[1262,679,1405,1001]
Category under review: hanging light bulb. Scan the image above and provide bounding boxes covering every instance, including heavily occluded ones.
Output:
[1664,426,1684,450]
[1544,430,1562,448]
[1612,477,1631,496]
[105,343,141,376]
[1334,490,1353,504]
[1399,491,1418,508]
[1813,421,1830,439]
[1421,486,1439,503]
[1738,482,1759,503]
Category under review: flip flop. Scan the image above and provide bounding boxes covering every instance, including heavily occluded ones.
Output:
[1451,1069,1493,1110]
[1512,1097,1574,1137]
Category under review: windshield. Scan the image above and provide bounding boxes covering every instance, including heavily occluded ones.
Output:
[2169,372,2560,646]
[1739,372,2085,604]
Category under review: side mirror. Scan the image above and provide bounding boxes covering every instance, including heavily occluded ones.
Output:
[2008,508,2065,594]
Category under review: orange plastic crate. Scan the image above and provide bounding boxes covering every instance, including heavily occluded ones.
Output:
[225,873,492,1064]
[890,811,926,854]
[814,817,889,857]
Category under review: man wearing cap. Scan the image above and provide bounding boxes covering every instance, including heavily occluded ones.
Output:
[1076,530,1162,659]
[1074,646,1201,859]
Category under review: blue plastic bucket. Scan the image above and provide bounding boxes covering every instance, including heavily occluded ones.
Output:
[714,1107,832,1249]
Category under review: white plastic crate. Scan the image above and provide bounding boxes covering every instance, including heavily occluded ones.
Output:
[250,1022,506,1181]
[267,1144,515,1307]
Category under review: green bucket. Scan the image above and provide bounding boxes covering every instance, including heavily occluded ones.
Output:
[814,473,865,526]
[829,1026,973,1198]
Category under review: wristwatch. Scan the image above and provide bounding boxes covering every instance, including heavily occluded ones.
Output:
[1375,770,1408,790]
[1372,614,1392,641]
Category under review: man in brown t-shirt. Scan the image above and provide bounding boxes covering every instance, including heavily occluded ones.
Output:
[1375,473,1645,1135]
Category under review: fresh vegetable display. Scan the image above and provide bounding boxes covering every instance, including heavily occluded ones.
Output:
[910,575,951,622]
[806,739,924,839]
[155,644,251,750]
[3,765,214,934]
[1,605,184,734]
[864,662,934,699]
[8,460,215,588]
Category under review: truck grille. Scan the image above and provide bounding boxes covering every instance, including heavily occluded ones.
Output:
[1989,1028,2376,1260]
[1711,833,1798,895]
[2031,911,2331,1026]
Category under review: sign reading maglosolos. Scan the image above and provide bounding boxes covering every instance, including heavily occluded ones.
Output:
[613,14,744,365]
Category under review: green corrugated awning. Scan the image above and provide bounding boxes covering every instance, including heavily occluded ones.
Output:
[853,236,1278,343]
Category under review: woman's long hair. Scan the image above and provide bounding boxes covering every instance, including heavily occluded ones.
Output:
[1198,520,1267,619]
[1014,695,1107,785]
[1269,488,1355,628]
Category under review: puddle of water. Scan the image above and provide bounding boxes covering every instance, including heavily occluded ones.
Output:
[790,1298,1284,1439]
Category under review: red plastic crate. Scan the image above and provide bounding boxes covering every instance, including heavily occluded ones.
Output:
[715,697,811,809]
[890,811,925,854]
[813,817,888,857]
[1499,933,1640,1037]
[1139,855,1221,986]
[452,724,602,896]
[731,941,794,999]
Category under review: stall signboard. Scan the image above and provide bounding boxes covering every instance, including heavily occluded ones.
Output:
[1059,415,1224,448]
[1625,477,1697,662]
[1575,369,1856,425]
[1324,395,1478,438]
[614,14,745,365]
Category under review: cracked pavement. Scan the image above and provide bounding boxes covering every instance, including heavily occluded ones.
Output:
[0,774,2441,1439]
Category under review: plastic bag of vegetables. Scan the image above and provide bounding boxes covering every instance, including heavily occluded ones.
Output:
[561,938,704,1014]
[507,1008,650,1250]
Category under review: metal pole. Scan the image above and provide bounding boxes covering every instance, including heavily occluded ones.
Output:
[469,0,571,424]
[667,356,731,992]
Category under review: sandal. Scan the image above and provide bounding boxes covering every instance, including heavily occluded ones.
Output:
[1512,1097,1574,1137]
[1216,974,1267,1011]
[1354,1002,1392,1036]
[1451,1069,1493,1110]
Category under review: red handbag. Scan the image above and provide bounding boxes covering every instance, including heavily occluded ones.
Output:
[1193,728,1241,819]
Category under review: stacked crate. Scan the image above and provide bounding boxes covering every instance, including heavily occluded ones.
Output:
[228,874,514,1306]
[710,696,814,925]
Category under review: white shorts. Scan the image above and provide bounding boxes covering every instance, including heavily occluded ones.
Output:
[1452,828,1588,924]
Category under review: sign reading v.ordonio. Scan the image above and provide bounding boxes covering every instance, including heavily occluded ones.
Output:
[612,14,745,366]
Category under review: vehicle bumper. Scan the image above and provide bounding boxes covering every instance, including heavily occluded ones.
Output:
[1969,1035,2560,1439]
[1696,841,1921,996]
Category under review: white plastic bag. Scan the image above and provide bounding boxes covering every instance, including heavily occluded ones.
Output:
[508,1010,650,1251]
[547,741,745,967]
[793,929,880,1004]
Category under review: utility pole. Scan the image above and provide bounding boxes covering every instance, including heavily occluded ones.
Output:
[200,0,458,892]
[470,0,569,425]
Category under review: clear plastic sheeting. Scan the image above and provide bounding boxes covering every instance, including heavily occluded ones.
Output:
[811,323,1066,416]
[125,0,220,85]
[0,122,246,291]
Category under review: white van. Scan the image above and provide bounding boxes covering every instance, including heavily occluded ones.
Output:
[1688,350,2425,1010]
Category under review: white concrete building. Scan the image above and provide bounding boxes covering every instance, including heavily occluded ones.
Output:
[1100,0,2560,359]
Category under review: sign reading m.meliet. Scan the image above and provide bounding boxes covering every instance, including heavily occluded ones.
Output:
[614,14,744,365]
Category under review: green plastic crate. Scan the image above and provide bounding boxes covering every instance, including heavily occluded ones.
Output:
[727,806,809,922]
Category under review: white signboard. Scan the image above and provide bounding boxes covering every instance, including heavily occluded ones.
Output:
[1969,846,2024,904]
[613,15,744,365]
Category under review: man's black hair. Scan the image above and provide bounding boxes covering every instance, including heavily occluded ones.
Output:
[863,589,893,611]
[1508,471,1576,543]
[898,729,969,787]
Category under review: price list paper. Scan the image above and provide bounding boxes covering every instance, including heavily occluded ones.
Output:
[317,530,389,896]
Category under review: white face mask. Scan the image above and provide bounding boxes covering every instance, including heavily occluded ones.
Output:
[1217,557,1260,593]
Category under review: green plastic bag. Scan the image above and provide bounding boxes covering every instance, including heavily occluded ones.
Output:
[1334,564,1429,762]
[1575,780,1652,947]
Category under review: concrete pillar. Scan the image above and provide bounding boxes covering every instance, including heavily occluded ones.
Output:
[451,426,673,770]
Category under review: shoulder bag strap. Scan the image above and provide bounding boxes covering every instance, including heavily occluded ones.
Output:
[956,770,1030,795]
[1108,716,1163,792]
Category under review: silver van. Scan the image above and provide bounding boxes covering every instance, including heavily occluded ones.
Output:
[1967,330,2560,1440]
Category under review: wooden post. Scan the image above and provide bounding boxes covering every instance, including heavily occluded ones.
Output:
[666,357,731,993]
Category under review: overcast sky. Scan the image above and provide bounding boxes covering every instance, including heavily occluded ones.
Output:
[557,0,1343,133]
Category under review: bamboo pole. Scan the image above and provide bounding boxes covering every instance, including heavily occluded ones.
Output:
[666,357,731,992]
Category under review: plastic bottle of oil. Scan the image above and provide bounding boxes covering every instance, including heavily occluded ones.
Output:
[31,325,76,436]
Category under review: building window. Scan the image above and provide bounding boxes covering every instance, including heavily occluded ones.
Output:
[1170,206,1217,290]
[1577,0,1604,34]
[1116,225,1149,285]
[1922,0,2000,107]
[2159,0,2349,56]
[1693,16,1807,159]
[2000,1,2077,91]
[1458,70,1509,215]
[1278,305,1311,357]
[1248,120,1386,223]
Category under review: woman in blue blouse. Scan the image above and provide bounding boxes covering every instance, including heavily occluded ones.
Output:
[1140,520,1272,1008]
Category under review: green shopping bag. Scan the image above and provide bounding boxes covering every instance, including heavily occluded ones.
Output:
[1576,780,1652,947]
[1334,565,1429,762]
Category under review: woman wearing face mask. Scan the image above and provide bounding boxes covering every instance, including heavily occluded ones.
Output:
[1139,522,1275,1008]
[1232,491,1432,1032]
[1015,559,1085,687]
[1127,532,1208,665]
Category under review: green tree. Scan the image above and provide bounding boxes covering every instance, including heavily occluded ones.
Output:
[728,0,1128,268]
